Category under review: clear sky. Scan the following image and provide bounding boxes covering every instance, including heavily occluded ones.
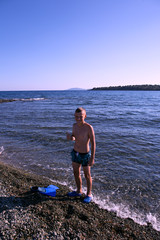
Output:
[0,0,160,90]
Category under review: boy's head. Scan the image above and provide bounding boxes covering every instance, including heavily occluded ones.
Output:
[74,107,86,124]
[75,107,86,114]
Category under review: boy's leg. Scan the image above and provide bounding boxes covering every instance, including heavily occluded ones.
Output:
[72,162,82,194]
[83,166,92,196]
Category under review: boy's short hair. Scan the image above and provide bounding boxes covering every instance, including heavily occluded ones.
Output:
[75,107,86,113]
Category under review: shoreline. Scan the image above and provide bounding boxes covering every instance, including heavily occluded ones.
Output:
[0,161,160,239]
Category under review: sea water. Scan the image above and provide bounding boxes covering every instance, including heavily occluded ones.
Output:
[0,90,160,231]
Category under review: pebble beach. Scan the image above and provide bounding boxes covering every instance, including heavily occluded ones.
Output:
[0,161,160,240]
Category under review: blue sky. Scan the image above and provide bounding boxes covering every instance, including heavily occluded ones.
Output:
[0,0,160,90]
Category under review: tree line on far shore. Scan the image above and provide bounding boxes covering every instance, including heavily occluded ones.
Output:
[91,85,160,91]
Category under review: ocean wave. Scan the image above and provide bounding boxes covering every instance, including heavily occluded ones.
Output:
[0,146,4,155]
[19,98,46,101]
[0,98,46,103]
[49,174,160,232]
[93,195,160,232]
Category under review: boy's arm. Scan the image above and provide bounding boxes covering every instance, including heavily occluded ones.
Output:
[66,125,75,141]
[88,125,96,166]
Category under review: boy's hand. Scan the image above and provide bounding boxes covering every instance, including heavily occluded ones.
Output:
[89,157,94,166]
[66,132,75,141]
[66,132,71,141]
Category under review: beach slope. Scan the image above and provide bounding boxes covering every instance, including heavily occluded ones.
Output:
[0,161,159,240]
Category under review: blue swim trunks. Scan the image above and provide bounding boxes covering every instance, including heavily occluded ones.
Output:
[71,149,91,167]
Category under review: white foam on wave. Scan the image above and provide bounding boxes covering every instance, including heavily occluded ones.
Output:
[20,98,45,101]
[0,146,4,155]
[11,98,46,102]
[44,165,72,173]
[93,195,160,232]
[50,178,71,188]
[147,213,160,231]
[48,176,160,232]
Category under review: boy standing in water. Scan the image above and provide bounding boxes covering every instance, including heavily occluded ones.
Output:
[66,107,96,203]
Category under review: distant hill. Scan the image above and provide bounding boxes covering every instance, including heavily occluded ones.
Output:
[66,88,86,91]
[91,85,160,91]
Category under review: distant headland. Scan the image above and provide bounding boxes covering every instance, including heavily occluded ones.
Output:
[91,84,160,91]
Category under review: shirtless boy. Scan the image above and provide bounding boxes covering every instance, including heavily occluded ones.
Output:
[66,107,96,203]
